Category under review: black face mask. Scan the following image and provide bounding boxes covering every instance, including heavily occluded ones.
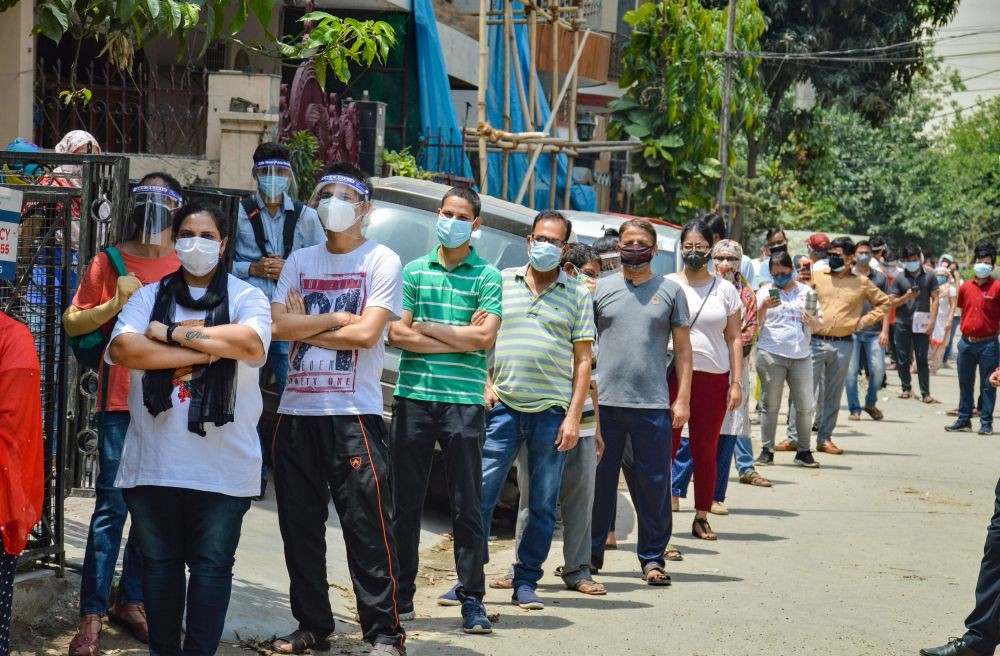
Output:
[683,250,710,270]
[828,254,846,272]
[769,243,788,254]
[619,244,654,270]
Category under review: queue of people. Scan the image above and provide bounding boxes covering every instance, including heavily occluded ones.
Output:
[8,139,1000,656]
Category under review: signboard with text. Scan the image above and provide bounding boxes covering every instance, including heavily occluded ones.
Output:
[0,186,23,280]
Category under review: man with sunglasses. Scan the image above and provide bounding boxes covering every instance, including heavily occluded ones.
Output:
[387,186,502,634]
[233,142,324,498]
[479,211,595,610]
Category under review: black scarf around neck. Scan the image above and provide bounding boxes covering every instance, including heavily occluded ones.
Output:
[142,266,237,436]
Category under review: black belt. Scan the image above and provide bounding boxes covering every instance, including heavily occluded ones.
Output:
[812,333,852,342]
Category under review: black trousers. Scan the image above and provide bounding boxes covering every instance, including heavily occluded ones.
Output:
[390,396,486,602]
[272,414,404,648]
[895,323,931,397]
[964,477,1000,655]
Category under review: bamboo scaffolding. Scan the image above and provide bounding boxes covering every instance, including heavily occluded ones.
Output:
[470,0,637,210]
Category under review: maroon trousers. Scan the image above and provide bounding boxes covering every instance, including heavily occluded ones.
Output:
[669,370,731,512]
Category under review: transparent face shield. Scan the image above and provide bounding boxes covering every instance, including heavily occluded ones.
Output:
[253,158,296,202]
[130,185,182,246]
[310,174,371,235]
[599,251,621,274]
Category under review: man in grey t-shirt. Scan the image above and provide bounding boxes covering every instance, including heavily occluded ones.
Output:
[589,245,692,582]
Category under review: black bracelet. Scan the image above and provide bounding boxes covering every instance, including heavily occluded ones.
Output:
[165,322,179,345]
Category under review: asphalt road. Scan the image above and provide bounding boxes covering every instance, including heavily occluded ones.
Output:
[35,362,1000,656]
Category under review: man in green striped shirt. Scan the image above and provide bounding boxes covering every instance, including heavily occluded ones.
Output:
[480,210,595,611]
[387,187,502,635]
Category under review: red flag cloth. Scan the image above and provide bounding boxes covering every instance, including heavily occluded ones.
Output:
[0,311,44,555]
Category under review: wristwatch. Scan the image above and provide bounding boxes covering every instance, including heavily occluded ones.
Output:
[165,322,180,345]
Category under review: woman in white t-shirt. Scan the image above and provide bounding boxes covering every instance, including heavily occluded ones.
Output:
[755,250,823,467]
[666,220,742,541]
[108,202,271,656]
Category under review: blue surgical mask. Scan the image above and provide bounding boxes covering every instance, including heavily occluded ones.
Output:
[528,241,563,272]
[436,215,473,248]
[936,274,947,284]
[975,263,994,279]
[258,175,289,200]
[772,272,794,288]
[903,261,921,273]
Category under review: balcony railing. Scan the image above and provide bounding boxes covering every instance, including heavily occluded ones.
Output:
[34,58,208,157]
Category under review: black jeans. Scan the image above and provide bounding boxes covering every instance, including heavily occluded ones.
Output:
[123,486,251,656]
[390,396,486,602]
[894,323,931,397]
[963,477,1000,655]
[272,414,404,648]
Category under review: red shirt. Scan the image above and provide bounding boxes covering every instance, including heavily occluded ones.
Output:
[0,312,44,555]
[957,278,1000,338]
[71,249,180,411]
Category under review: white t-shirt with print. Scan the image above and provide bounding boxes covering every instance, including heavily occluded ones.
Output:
[667,274,741,374]
[107,275,272,497]
[273,240,402,416]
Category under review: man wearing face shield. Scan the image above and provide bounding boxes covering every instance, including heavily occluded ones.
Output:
[233,142,324,498]
[62,173,184,656]
[270,163,406,656]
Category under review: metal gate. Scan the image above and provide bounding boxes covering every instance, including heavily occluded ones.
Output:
[0,151,129,567]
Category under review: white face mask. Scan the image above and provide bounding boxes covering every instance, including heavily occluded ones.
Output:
[175,237,221,276]
[318,197,363,233]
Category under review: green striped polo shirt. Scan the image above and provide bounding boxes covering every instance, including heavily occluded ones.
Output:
[394,246,503,405]
[492,266,596,412]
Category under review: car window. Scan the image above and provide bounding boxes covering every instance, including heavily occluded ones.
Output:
[577,235,675,275]
[366,202,528,269]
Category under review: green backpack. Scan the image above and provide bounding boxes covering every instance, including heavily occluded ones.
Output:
[68,246,128,368]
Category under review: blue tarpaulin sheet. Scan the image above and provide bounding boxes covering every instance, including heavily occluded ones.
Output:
[414,0,474,179]
[485,0,596,210]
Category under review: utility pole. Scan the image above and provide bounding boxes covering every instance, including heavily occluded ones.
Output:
[716,0,737,211]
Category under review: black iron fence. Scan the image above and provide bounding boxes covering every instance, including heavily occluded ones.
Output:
[414,129,476,188]
[0,151,130,569]
[35,58,209,157]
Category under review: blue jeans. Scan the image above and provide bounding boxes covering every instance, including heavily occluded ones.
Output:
[124,486,251,656]
[672,434,739,503]
[480,402,567,591]
[846,332,885,414]
[79,411,143,616]
[734,436,754,476]
[958,337,999,431]
[590,406,672,572]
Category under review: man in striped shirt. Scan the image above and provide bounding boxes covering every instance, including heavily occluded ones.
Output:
[480,211,596,610]
[387,187,502,634]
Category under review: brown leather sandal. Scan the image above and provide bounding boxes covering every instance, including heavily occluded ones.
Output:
[69,615,103,656]
[108,603,148,643]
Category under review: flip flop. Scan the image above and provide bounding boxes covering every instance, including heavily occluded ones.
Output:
[489,576,513,590]
[642,566,671,586]
[568,579,607,595]
[665,545,683,562]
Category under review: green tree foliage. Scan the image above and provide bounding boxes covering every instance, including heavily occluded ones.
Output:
[608,0,766,220]
[6,1,395,102]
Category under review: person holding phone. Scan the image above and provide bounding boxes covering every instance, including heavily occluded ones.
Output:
[755,251,824,467]
[889,244,940,404]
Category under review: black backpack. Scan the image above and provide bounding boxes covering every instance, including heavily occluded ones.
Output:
[240,195,304,259]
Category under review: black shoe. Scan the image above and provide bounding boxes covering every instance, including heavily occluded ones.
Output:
[794,450,819,468]
[980,427,994,436]
[755,449,773,466]
[811,422,819,433]
[945,421,973,433]
[920,637,979,656]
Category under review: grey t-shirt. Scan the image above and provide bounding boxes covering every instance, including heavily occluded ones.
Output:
[594,273,690,409]
[857,267,889,334]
